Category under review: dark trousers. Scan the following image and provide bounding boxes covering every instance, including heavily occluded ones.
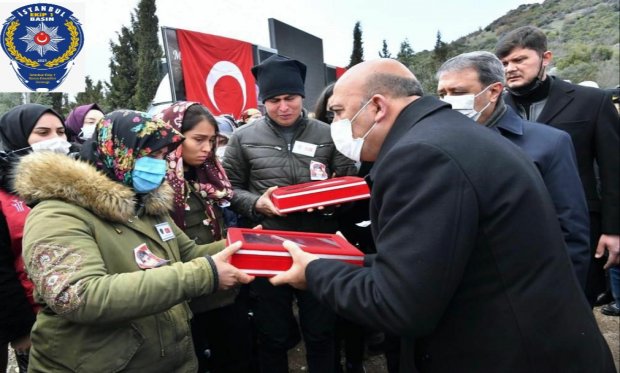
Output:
[1,344,6,372]
[585,213,610,307]
[191,286,254,373]
[251,277,336,373]
[334,316,365,371]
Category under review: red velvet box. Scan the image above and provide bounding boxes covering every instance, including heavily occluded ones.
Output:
[270,176,370,213]
[227,227,365,277]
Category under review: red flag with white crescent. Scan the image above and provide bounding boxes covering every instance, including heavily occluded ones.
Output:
[176,29,257,118]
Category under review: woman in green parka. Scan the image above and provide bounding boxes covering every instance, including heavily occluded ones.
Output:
[13,110,253,372]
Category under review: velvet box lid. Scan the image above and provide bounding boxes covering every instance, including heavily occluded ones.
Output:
[227,227,364,277]
[270,176,370,213]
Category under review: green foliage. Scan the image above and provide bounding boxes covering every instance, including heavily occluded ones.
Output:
[390,0,619,92]
[0,93,69,117]
[433,31,450,64]
[379,39,392,58]
[555,44,614,70]
[0,93,23,116]
[411,50,439,96]
[107,0,163,111]
[134,0,163,111]
[396,39,414,66]
[107,19,138,110]
[74,76,107,110]
[348,22,364,68]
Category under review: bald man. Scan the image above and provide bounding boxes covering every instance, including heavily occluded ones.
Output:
[270,59,614,372]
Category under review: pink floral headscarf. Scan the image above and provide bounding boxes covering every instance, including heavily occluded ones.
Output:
[155,102,233,239]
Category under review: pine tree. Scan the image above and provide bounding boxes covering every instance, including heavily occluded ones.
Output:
[48,93,64,114]
[348,22,364,68]
[433,30,450,64]
[107,17,138,110]
[378,39,392,58]
[134,0,163,111]
[396,38,415,67]
[75,76,107,108]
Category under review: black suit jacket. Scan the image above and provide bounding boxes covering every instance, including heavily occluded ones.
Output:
[306,97,614,372]
[505,77,620,234]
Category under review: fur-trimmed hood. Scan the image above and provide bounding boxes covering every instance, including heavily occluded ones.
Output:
[13,152,174,222]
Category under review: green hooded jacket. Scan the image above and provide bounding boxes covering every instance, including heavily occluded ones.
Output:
[14,152,225,372]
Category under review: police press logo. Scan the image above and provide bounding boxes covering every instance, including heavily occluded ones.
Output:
[1,3,84,91]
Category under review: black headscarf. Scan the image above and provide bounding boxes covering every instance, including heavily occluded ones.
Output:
[0,103,65,152]
[0,104,64,190]
[79,109,184,187]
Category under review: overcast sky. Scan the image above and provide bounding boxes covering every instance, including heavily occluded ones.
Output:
[1,0,543,86]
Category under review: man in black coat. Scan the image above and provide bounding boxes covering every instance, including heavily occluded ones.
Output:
[436,51,590,291]
[495,26,620,306]
[270,58,615,372]
[223,55,356,373]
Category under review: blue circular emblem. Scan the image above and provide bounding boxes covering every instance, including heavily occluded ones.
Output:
[1,3,84,91]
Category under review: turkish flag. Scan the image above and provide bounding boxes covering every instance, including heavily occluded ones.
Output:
[177,29,258,118]
[336,67,347,79]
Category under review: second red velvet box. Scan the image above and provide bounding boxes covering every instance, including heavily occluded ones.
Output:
[270,176,370,213]
[227,227,365,277]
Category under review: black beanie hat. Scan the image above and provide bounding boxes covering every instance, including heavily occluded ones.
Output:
[251,55,307,102]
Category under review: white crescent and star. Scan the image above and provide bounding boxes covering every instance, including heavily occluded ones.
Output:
[35,33,50,44]
[205,60,247,113]
[19,22,64,57]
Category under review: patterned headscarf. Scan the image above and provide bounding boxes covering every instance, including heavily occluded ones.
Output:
[80,109,184,187]
[155,102,233,238]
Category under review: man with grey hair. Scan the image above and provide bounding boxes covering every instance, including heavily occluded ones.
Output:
[436,51,590,291]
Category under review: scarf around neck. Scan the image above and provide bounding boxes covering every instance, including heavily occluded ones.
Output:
[156,102,233,237]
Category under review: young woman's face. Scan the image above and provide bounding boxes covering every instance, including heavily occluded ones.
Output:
[83,109,104,127]
[27,113,66,145]
[181,119,217,167]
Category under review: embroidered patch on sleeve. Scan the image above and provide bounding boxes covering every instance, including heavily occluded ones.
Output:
[28,242,85,315]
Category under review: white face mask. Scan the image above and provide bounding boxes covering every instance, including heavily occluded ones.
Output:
[79,124,96,140]
[330,99,376,163]
[441,84,493,121]
[30,137,72,154]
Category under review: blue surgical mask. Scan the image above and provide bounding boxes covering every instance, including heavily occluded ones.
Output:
[132,156,167,193]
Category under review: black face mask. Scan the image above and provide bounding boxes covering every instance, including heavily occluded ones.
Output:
[507,56,546,97]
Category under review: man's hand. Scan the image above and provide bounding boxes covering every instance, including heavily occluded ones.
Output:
[595,234,620,269]
[255,186,284,217]
[269,240,319,289]
[212,241,255,289]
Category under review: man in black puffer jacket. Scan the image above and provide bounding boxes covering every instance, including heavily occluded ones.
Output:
[223,55,356,373]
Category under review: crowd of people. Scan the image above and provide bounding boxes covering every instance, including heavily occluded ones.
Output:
[1,25,618,373]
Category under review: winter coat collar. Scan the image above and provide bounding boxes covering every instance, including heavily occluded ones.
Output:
[13,152,173,223]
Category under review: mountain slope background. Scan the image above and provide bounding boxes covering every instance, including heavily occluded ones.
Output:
[404,0,619,95]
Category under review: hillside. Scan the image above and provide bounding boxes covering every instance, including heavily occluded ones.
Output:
[407,0,619,95]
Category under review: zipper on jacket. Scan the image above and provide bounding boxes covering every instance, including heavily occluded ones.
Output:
[287,124,310,185]
[265,119,306,185]
[241,144,283,151]
[287,145,297,185]
[156,316,165,357]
